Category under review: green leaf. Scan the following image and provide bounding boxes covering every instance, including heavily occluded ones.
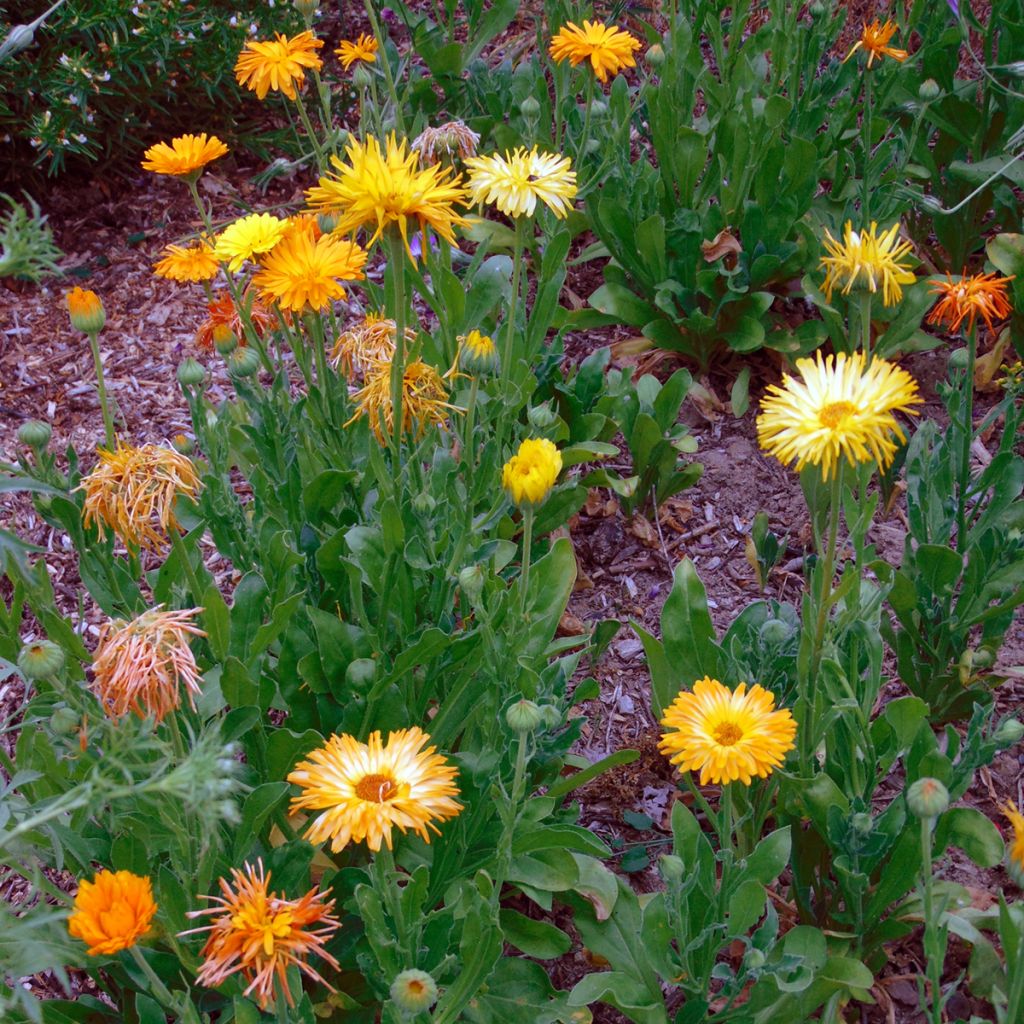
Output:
[546,748,640,801]
[500,908,572,958]
[508,848,579,893]
[568,972,667,1024]
[935,806,1004,868]
[660,558,723,691]
[233,782,289,861]
[727,877,768,936]
[202,583,229,661]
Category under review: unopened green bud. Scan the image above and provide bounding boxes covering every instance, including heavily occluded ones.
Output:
[352,63,374,91]
[589,99,608,119]
[538,704,562,730]
[527,402,557,429]
[949,347,970,370]
[809,0,827,18]
[907,777,950,819]
[177,357,206,387]
[293,0,319,21]
[18,419,52,449]
[851,812,873,835]
[584,137,601,156]
[346,658,376,691]
[645,43,665,67]
[506,698,543,733]
[51,706,81,735]
[228,345,261,377]
[458,564,485,605]
[17,639,65,680]
[995,718,1024,746]
[171,433,194,455]
[212,323,238,355]
[919,79,941,101]
[520,95,541,119]
[0,24,35,61]
[745,948,766,969]
[658,854,685,881]
[412,491,436,514]
[390,969,438,1015]
[759,618,793,645]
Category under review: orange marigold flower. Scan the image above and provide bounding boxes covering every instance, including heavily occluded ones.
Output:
[253,229,368,313]
[91,605,205,723]
[141,133,229,177]
[928,270,1014,335]
[335,32,378,70]
[68,870,157,955]
[153,240,220,283]
[195,291,275,351]
[66,287,106,333]
[844,19,908,67]
[549,20,642,83]
[79,441,202,552]
[182,860,341,1010]
[235,31,324,101]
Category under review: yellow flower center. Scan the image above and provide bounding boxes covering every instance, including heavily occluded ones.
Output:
[355,772,397,802]
[231,905,294,956]
[712,721,744,747]
[818,400,858,430]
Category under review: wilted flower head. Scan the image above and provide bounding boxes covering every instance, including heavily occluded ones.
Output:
[502,438,562,506]
[183,860,340,1010]
[820,221,916,307]
[141,133,229,178]
[549,20,642,82]
[412,120,481,165]
[928,270,1014,335]
[844,19,909,67]
[234,31,324,100]
[195,291,275,351]
[79,442,202,552]
[153,239,220,283]
[330,311,413,378]
[464,147,577,219]
[335,32,378,69]
[68,870,157,955]
[92,605,205,723]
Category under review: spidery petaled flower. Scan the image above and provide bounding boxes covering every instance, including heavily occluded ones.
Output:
[214,213,289,273]
[756,351,921,480]
[820,221,916,307]
[659,677,797,786]
[844,19,908,67]
[335,33,378,69]
[195,291,274,351]
[253,228,367,312]
[154,240,220,282]
[235,31,324,100]
[287,727,463,852]
[182,860,340,1010]
[141,133,229,177]
[549,20,642,82]
[79,442,202,552]
[1003,801,1024,886]
[68,870,158,955]
[464,148,577,219]
[91,605,205,723]
[330,311,412,378]
[502,438,562,506]
[928,270,1014,334]
[306,134,469,260]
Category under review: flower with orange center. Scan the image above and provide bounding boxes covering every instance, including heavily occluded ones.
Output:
[287,727,463,852]
[79,441,202,552]
[182,860,340,1010]
[330,311,413,378]
[141,133,229,177]
[335,32,378,70]
[68,870,158,955]
[253,228,368,313]
[1003,801,1024,886]
[153,240,220,283]
[844,19,909,67]
[91,605,205,723]
[66,287,106,333]
[549,20,642,82]
[660,677,797,786]
[928,270,1014,335]
[195,291,275,351]
[235,31,324,100]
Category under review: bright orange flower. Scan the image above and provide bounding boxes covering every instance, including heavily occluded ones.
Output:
[235,31,324,100]
[844,19,908,67]
[66,287,106,333]
[335,33,378,70]
[928,270,1014,334]
[549,20,642,82]
[153,240,220,283]
[253,229,368,312]
[68,870,157,955]
[141,133,229,177]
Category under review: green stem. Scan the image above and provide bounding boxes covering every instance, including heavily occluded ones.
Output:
[129,945,177,1012]
[518,505,534,621]
[362,0,404,133]
[374,844,411,965]
[577,73,595,172]
[859,291,873,360]
[169,527,205,607]
[387,231,410,469]
[275,974,292,1024]
[956,325,976,554]
[862,71,873,222]
[294,93,327,170]
[919,815,944,1024]
[88,331,116,448]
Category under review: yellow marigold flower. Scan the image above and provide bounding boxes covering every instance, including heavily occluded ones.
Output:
[757,350,921,480]
[79,441,202,552]
[153,240,220,283]
[844,19,909,67]
[287,727,463,852]
[235,31,324,100]
[659,677,797,786]
[347,358,460,444]
[502,437,562,506]
[195,290,274,351]
[412,120,481,165]
[1004,801,1024,886]
[821,221,916,307]
[214,213,289,273]
[141,133,229,177]
[182,860,340,1010]
[253,230,367,312]
[330,311,412,378]
[66,287,105,333]
[305,133,469,260]
[549,19,642,83]
[928,270,1014,335]
[459,329,498,374]
[91,605,205,723]
[68,870,157,956]
[335,32,378,69]
[464,147,577,219]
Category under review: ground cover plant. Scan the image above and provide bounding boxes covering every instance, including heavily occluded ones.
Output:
[1,2,1023,1023]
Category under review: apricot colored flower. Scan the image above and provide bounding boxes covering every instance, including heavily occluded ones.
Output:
[660,677,797,786]
[335,32,378,69]
[194,290,274,351]
[330,311,412,378]
[502,438,562,506]
[66,287,105,333]
[91,605,205,723]
[154,240,219,283]
[821,221,916,307]
[183,860,340,1010]
[235,31,324,100]
[214,213,289,273]
[845,19,908,67]
[1004,801,1024,886]
[412,120,480,165]
[757,350,921,480]
[928,270,1014,334]
[464,147,577,219]
[253,230,367,312]
[141,133,229,177]
[79,441,202,552]
[287,727,462,852]
[68,870,157,955]
[549,20,642,82]
[305,134,469,260]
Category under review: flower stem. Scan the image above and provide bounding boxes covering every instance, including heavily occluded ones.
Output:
[956,324,976,554]
[861,71,873,222]
[294,93,327,170]
[88,330,116,448]
[919,814,944,1024]
[129,944,177,1011]
[518,505,534,621]
[859,291,873,360]
[387,231,409,472]
[169,526,205,607]
[362,0,404,134]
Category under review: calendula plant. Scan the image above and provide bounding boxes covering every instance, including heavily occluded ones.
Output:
[0,192,62,280]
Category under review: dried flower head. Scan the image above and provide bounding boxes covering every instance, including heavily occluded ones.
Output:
[195,291,275,351]
[821,221,916,307]
[845,19,908,67]
[235,31,324,100]
[154,239,220,283]
[411,120,481,165]
[335,32,378,69]
[502,437,562,506]
[549,20,642,82]
[214,213,289,273]
[68,870,157,955]
[91,605,205,723]
[330,311,413,378]
[66,287,106,333]
[79,442,202,552]
[183,860,340,1010]
[253,228,367,312]
[287,727,463,852]
[928,270,1014,335]
[464,147,577,219]
[141,133,229,178]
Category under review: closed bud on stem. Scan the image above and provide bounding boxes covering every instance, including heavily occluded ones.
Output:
[171,433,194,455]
[851,812,874,835]
[177,357,206,387]
[538,704,562,730]
[412,491,436,514]
[584,137,602,156]
[658,854,685,881]
[17,419,52,449]
[458,564,486,605]
[907,777,950,819]
[506,698,543,733]
[212,323,238,355]
[589,98,608,119]
[995,718,1024,746]
[390,969,438,1015]
[527,402,557,429]
[520,95,541,119]
[228,346,261,377]
[18,639,65,680]
[645,43,665,67]
[809,0,827,18]
[293,0,319,22]
[919,79,941,101]
[352,63,374,90]
[66,287,105,334]
[51,706,81,735]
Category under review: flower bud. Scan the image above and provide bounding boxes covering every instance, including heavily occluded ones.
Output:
[995,718,1024,746]
[459,329,498,375]
[17,639,65,680]
[66,287,105,334]
[851,812,874,835]
[506,698,543,733]
[809,0,827,18]
[0,24,35,61]
[458,564,485,605]
[658,854,685,881]
[907,777,950,819]
[412,491,436,514]
[171,433,194,455]
[919,79,941,101]
[520,95,541,119]
[51,706,81,735]
[352,63,374,90]
[346,658,377,691]
[538,704,562,730]
[645,44,665,67]
[212,323,238,355]
[527,402,557,429]
[584,138,601,156]
[390,969,438,1015]
[17,419,52,449]
[293,0,319,21]
[745,948,766,969]
[227,345,261,377]
[948,347,969,370]
[759,618,793,645]
[589,99,608,119]
[177,357,206,387]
